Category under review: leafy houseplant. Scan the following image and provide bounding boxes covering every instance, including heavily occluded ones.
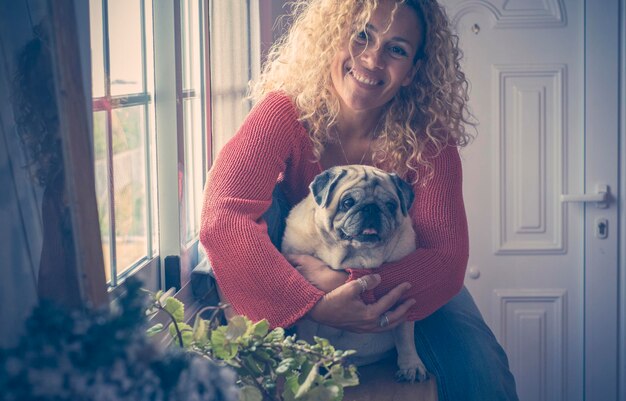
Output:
[0,278,238,401]
[147,291,360,401]
[0,276,359,401]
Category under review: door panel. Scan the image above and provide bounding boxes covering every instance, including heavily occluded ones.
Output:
[440,1,620,400]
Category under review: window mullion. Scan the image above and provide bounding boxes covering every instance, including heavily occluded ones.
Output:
[102,0,111,97]
[203,0,212,169]
[153,0,185,290]
[93,94,151,111]
[199,0,208,177]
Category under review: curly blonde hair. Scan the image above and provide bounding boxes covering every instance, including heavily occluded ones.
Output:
[250,0,475,181]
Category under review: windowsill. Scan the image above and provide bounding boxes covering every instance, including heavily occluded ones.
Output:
[149,276,220,350]
[119,243,219,350]
[108,256,160,300]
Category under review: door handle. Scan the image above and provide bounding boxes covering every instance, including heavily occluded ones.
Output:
[560,184,609,208]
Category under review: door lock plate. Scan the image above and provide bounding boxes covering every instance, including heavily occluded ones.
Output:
[594,217,609,239]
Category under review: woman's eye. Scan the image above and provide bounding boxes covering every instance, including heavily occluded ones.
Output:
[355,31,368,43]
[341,197,355,210]
[389,45,408,58]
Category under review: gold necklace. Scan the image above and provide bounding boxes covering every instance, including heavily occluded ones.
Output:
[333,122,379,165]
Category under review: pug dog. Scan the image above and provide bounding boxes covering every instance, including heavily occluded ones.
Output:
[282,165,428,382]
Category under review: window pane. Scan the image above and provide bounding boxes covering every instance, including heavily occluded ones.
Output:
[93,111,112,280]
[183,98,204,243]
[90,0,156,288]
[89,0,105,97]
[112,106,148,272]
[182,0,201,91]
[108,0,143,95]
[209,0,254,157]
[144,0,154,94]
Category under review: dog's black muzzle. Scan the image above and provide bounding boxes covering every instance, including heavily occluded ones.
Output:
[339,203,386,243]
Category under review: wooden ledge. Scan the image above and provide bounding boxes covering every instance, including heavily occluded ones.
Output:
[344,357,438,401]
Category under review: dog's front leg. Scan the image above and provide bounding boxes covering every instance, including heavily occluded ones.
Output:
[392,322,428,382]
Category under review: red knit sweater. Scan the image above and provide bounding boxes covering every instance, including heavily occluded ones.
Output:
[200,92,469,329]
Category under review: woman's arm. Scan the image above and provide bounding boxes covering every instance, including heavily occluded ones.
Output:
[200,93,325,328]
[348,144,469,320]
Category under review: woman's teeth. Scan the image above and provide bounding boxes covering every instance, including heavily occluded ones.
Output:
[350,69,380,86]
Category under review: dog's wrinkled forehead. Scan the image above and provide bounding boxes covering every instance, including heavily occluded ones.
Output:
[309,165,415,215]
[340,181,392,200]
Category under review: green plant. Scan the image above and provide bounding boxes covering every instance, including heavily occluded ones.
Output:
[146,291,360,401]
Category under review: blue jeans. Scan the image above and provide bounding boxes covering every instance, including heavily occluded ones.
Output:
[414,288,519,400]
[264,188,519,400]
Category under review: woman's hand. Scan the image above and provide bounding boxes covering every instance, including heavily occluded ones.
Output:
[307,274,416,333]
[286,254,348,293]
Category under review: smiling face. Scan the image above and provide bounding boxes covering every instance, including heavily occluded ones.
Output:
[330,0,423,119]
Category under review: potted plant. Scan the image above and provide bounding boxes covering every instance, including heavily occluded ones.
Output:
[147,286,359,401]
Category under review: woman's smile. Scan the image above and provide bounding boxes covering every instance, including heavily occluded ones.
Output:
[348,66,383,87]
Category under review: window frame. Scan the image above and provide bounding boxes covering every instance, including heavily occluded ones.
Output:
[45,0,109,308]
[152,0,210,295]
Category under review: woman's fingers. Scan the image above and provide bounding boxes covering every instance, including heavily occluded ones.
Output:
[361,282,415,332]
[349,273,381,295]
[374,298,416,331]
[308,275,415,333]
[369,281,412,315]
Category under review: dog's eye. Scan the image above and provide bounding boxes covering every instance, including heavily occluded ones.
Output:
[341,197,355,210]
[386,201,398,214]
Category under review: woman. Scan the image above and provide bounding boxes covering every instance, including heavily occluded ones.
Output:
[201,0,519,399]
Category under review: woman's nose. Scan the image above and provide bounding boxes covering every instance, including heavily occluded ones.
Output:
[360,44,384,70]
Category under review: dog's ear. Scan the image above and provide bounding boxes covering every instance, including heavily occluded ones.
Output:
[390,173,414,216]
[310,168,347,208]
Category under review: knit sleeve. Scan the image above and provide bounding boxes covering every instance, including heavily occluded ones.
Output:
[348,145,469,320]
[200,92,324,328]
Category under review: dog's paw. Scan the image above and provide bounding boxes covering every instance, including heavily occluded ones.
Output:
[395,363,429,383]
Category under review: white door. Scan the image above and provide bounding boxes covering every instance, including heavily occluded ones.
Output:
[439,1,620,400]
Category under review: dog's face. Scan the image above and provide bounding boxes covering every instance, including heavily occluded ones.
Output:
[310,165,414,248]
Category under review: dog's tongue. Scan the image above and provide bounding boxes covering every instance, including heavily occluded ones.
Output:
[362,228,378,235]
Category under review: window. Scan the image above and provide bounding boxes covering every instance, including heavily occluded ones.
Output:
[89,0,157,288]
[89,0,260,293]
